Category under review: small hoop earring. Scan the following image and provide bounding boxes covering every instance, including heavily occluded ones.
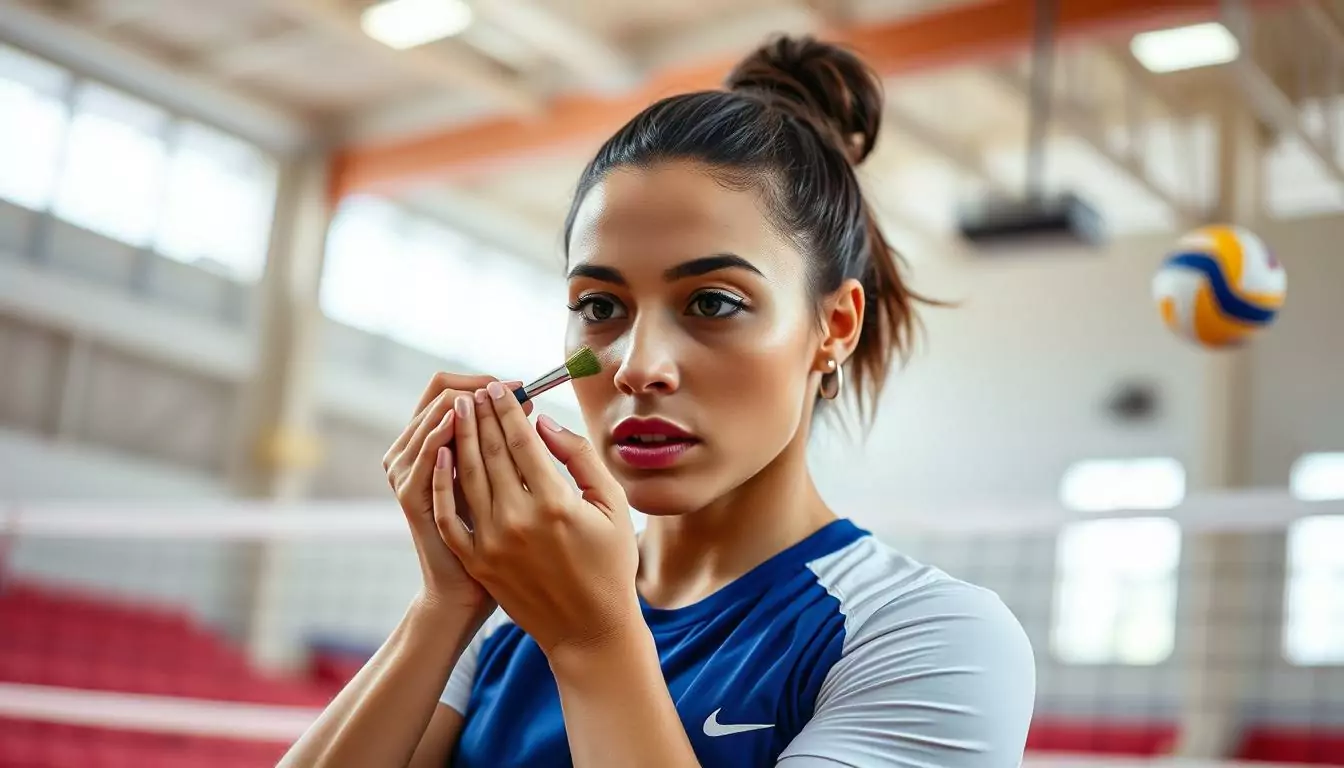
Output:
[819,359,843,401]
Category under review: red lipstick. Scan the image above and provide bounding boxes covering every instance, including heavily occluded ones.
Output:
[610,417,699,470]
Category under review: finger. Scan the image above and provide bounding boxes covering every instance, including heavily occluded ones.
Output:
[411,409,456,506]
[536,415,624,514]
[452,394,493,524]
[474,388,523,503]
[391,388,454,462]
[386,392,439,471]
[485,381,567,499]
[433,445,473,558]
[412,372,497,418]
[412,374,534,420]
[391,379,531,463]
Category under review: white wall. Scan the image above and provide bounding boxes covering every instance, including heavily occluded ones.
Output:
[1247,216,1344,486]
[812,228,1199,516]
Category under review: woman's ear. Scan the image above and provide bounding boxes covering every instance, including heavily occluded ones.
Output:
[815,277,865,368]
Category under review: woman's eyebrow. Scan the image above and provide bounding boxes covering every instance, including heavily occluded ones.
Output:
[567,254,763,284]
[567,264,626,285]
[663,253,763,281]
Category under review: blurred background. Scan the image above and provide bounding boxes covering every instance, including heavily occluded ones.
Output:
[0,0,1342,765]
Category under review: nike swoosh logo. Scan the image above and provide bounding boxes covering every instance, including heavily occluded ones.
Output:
[703,707,773,737]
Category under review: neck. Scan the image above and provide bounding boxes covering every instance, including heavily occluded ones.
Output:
[635,425,835,610]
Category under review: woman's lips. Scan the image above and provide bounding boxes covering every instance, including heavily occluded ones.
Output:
[613,439,698,469]
[609,416,700,470]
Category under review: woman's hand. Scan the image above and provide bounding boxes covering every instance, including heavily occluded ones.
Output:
[436,382,640,658]
[383,373,530,622]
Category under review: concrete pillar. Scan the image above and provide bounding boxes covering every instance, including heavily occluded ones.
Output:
[54,334,93,441]
[1175,98,1262,759]
[232,151,332,670]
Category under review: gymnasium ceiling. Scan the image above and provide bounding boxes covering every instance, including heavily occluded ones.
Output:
[4,0,1344,265]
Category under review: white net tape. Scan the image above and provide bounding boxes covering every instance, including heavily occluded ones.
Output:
[0,682,318,741]
[4,490,1339,538]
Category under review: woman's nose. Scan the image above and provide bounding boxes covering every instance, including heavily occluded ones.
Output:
[611,318,680,396]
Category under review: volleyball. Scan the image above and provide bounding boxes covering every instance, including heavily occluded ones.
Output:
[1151,225,1286,348]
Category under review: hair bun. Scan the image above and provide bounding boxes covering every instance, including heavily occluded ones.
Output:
[725,34,884,165]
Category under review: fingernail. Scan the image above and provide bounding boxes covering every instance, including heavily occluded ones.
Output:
[537,414,565,432]
[487,381,506,400]
[436,446,448,469]
[474,388,487,404]
[455,395,471,418]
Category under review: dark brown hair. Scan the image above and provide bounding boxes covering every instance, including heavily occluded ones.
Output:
[563,35,933,425]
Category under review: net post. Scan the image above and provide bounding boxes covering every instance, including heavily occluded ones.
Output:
[1173,60,1266,759]
[232,149,333,672]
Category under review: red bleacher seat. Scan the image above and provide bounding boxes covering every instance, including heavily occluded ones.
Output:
[0,580,331,765]
[1236,726,1344,765]
[1025,718,1177,755]
[0,717,291,768]
[1025,718,1344,764]
[0,580,334,703]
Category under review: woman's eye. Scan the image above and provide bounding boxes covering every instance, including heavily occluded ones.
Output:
[688,291,746,318]
[570,295,627,323]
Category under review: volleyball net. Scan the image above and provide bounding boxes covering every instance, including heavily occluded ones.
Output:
[1,494,1342,766]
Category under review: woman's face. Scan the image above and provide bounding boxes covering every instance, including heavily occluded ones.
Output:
[565,161,825,516]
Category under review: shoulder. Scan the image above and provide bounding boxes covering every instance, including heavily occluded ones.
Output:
[782,534,1036,766]
[807,533,1032,660]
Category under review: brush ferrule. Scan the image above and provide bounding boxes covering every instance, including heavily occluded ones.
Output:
[515,363,572,403]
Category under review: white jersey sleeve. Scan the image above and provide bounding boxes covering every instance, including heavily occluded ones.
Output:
[440,609,513,715]
[779,549,1036,767]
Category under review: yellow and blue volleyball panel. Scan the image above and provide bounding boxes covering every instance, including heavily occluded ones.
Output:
[1151,225,1287,348]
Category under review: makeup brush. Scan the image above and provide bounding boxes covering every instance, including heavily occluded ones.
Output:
[512,346,603,404]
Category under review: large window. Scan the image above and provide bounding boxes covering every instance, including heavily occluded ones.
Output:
[1059,457,1186,513]
[53,82,171,247]
[1283,454,1344,666]
[155,122,277,279]
[0,42,276,281]
[321,197,404,335]
[1052,517,1182,665]
[322,197,571,388]
[1284,515,1344,666]
[0,45,70,210]
[1290,452,1344,502]
[1052,457,1185,665]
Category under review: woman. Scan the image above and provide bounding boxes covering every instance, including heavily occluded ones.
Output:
[281,35,1035,768]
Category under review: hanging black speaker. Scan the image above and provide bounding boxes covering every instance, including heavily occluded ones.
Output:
[1105,380,1160,424]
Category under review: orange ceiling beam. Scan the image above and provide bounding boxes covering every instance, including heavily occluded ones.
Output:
[330,0,1262,200]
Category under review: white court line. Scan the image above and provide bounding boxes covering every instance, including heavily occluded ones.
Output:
[0,682,320,740]
[1024,755,1322,768]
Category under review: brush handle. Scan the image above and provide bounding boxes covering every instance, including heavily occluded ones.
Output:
[512,385,529,404]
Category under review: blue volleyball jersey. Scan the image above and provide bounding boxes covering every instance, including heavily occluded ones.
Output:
[441,519,1036,767]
